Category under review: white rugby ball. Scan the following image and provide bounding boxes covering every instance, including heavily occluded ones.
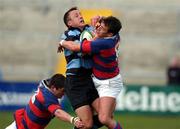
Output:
[80,30,93,42]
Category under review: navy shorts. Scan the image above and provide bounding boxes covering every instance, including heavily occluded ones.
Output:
[65,75,99,110]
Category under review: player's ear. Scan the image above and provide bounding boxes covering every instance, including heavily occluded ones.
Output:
[51,85,56,91]
[67,20,72,27]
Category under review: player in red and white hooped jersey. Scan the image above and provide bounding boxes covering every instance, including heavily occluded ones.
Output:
[59,16,123,129]
[5,74,83,129]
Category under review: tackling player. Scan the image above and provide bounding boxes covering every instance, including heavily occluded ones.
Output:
[5,74,84,129]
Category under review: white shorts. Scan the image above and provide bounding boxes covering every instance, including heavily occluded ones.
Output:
[92,73,123,98]
[5,121,17,129]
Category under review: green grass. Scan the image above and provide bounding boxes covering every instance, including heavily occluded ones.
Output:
[1,111,179,129]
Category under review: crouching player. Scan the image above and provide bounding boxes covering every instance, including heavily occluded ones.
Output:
[5,74,84,129]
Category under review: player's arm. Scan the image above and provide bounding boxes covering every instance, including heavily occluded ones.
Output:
[59,40,80,52]
[60,38,104,54]
[45,94,84,128]
[54,109,84,128]
[57,30,80,53]
[81,37,119,54]
[59,39,97,54]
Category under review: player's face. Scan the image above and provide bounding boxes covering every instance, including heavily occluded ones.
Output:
[68,10,85,29]
[95,22,112,38]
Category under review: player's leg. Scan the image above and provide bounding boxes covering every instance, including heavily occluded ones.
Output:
[98,97,117,129]
[72,95,102,129]
[5,121,17,129]
[98,97,123,129]
[88,78,104,129]
[65,75,96,129]
[92,73,123,129]
[74,100,102,129]
[75,105,94,129]
[91,98,103,128]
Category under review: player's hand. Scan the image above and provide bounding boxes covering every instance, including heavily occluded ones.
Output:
[90,15,101,27]
[73,117,84,128]
[57,43,64,53]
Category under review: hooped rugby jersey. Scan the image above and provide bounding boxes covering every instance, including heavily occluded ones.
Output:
[14,80,61,129]
[81,34,120,80]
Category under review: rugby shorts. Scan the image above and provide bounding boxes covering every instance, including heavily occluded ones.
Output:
[5,121,17,129]
[65,75,99,110]
[92,73,123,98]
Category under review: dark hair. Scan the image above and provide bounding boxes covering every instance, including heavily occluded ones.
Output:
[48,74,65,89]
[100,16,122,36]
[63,7,78,27]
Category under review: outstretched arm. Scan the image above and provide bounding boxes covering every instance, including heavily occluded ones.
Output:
[58,40,81,52]
[54,109,84,128]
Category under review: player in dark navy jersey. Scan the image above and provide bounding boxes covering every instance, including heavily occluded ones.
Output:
[5,74,84,129]
[59,16,123,129]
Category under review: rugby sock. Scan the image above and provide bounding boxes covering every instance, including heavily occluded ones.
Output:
[113,122,123,129]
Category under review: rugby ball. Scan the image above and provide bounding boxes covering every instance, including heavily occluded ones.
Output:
[80,30,93,42]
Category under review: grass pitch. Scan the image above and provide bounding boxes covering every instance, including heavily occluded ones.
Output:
[1,111,179,129]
